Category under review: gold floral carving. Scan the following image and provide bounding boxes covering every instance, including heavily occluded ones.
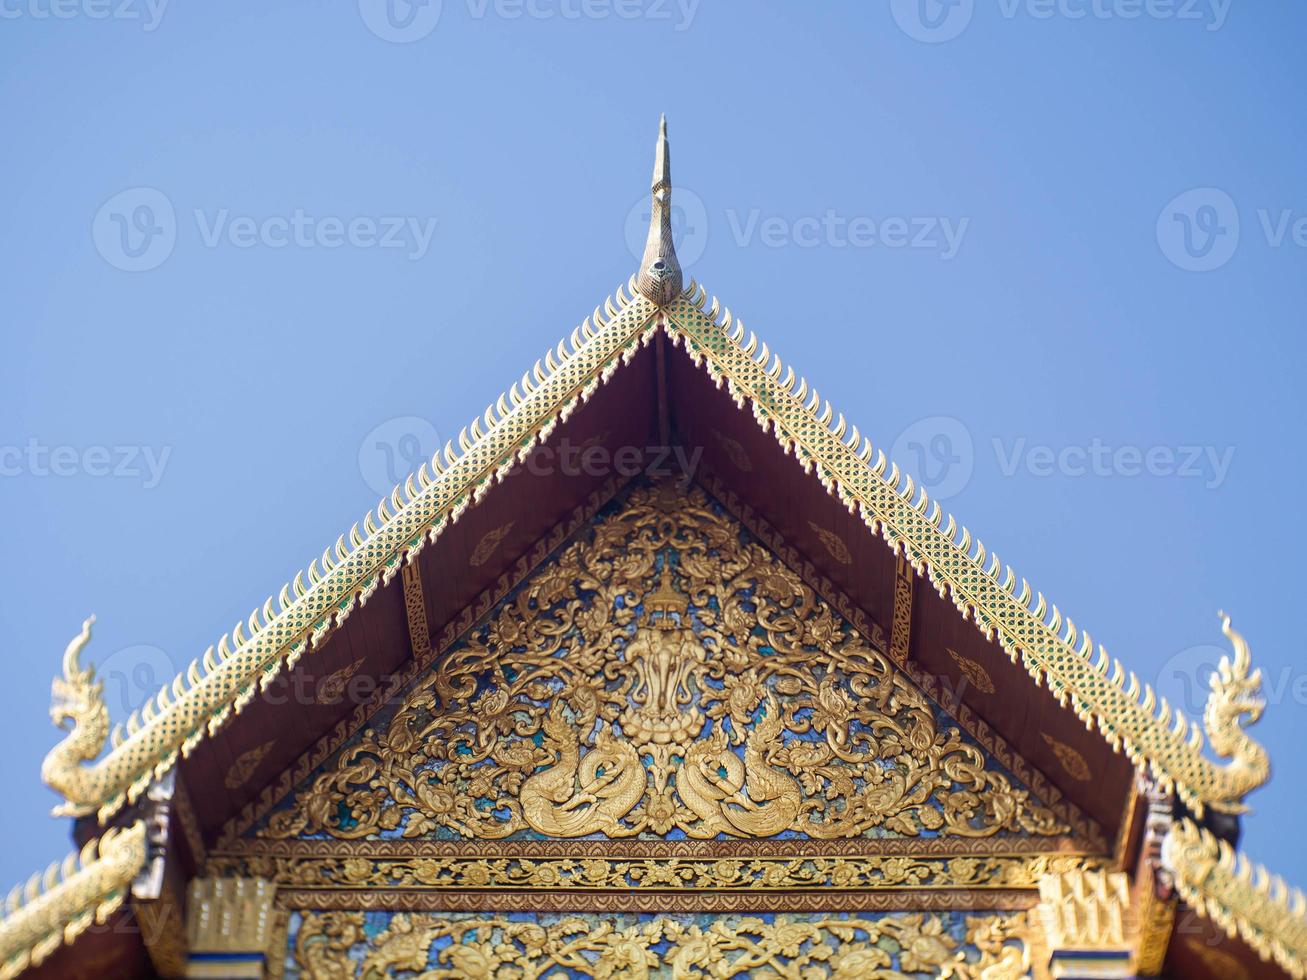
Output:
[469,521,516,567]
[1185,938,1249,980]
[290,910,1031,979]
[400,561,430,659]
[1041,734,1091,783]
[807,521,853,565]
[948,649,996,696]
[212,849,1105,894]
[315,659,365,706]
[889,555,913,667]
[226,741,276,791]
[260,485,1065,843]
[710,429,752,472]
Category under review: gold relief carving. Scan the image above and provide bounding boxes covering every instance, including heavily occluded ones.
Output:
[948,649,996,697]
[175,777,208,867]
[266,908,291,980]
[1132,779,1175,976]
[890,555,914,667]
[1038,870,1132,973]
[133,892,188,979]
[400,561,430,659]
[710,429,752,472]
[1185,938,1249,980]
[1041,735,1091,783]
[215,480,625,850]
[807,521,853,566]
[469,521,516,568]
[211,850,1105,894]
[290,910,1031,979]
[277,889,1041,915]
[225,741,276,791]
[704,473,1103,849]
[261,485,1066,843]
[315,659,365,706]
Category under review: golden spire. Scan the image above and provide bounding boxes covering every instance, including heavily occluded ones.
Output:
[644,559,688,628]
[636,114,683,307]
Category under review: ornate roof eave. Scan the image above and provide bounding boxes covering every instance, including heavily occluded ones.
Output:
[1163,818,1307,978]
[42,280,661,822]
[0,822,147,979]
[660,285,1270,817]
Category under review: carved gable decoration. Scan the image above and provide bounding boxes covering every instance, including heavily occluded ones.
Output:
[244,483,1078,847]
[287,909,1032,979]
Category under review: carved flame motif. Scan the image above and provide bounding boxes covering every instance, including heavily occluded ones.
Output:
[260,483,1065,842]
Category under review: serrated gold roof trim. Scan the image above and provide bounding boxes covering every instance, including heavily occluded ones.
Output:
[42,280,660,821]
[1164,818,1307,979]
[0,822,146,979]
[661,283,1269,816]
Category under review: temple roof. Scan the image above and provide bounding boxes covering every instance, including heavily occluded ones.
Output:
[4,118,1303,979]
[36,289,1268,826]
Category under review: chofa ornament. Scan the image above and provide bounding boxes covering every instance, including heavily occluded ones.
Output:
[260,483,1064,843]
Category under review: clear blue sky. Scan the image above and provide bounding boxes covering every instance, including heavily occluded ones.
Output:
[2,1,1304,892]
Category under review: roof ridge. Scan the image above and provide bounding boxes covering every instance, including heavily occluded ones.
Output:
[0,822,146,979]
[1164,817,1307,978]
[42,279,660,821]
[662,281,1269,816]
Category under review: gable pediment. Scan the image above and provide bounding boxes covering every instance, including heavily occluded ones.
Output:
[216,482,1103,873]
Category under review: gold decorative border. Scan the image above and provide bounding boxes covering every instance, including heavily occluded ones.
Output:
[0,822,147,980]
[665,286,1268,815]
[1164,818,1307,979]
[272,888,1042,914]
[891,553,914,667]
[43,281,659,821]
[174,775,207,869]
[216,835,1093,859]
[208,849,1108,896]
[400,561,430,659]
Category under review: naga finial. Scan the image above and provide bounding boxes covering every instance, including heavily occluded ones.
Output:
[636,114,684,307]
[43,616,110,817]
[1202,612,1270,813]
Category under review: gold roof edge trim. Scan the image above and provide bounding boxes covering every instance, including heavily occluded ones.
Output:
[1164,818,1307,979]
[0,821,146,979]
[661,284,1269,816]
[43,279,660,822]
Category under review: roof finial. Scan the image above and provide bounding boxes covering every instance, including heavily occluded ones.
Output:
[636,114,683,307]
